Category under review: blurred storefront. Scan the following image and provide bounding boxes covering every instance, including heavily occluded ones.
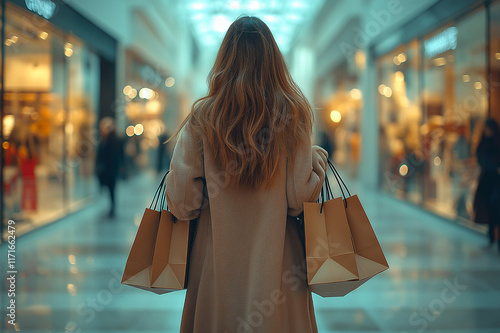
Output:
[121,49,178,176]
[373,0,500,227]
[0,0,117,240]
[314,19,366,178]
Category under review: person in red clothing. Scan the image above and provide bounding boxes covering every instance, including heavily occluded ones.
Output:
[18,143,38,211]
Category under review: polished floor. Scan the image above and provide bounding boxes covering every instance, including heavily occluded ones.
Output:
[2,171,500,333]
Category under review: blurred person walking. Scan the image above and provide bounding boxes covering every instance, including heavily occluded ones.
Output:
[474,118,500,251]
[165,16,327,333]
[96,117,124,218]
[157,131,172,174]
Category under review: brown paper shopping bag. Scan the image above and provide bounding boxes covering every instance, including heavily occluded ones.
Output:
[303,189,360,297]
[122,172,191,294]
[329,160,389,291]
[150,210,190,292]
[345,195,389,279]
[121,208,162,292]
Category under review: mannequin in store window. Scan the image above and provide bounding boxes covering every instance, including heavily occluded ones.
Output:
[474,118,500,252]
[96,117,124,218]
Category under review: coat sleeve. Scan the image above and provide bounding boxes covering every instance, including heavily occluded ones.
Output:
[165,123,205,221]
[286,138,327,216]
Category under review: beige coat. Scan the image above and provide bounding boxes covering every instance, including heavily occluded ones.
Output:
[166,122,326,333]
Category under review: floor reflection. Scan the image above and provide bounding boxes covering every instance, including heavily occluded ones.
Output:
[2,172,500,332]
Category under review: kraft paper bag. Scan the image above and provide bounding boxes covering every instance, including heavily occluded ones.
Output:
[121,208,164,292]
[344,195,389,285]
[150,210,190,293]
[318,159,389,296]
[122,171,193,295]
[303,197,360,297]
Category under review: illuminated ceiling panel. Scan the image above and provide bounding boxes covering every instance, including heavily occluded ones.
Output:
[181,0,324,54]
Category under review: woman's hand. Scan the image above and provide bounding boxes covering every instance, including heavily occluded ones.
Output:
[312,145,328,172]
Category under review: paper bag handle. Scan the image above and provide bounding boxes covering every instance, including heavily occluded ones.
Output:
[328,159,351,198]
[150,171,169,211]
[319,160,351,212]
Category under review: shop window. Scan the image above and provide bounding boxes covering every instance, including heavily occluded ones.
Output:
[378,6,491,224]
[491,0,500,123]
[315,59,363,179]
[66,38,100,207]
[378,41,422,204]
[422,8,487,220]
[2,4,99,231]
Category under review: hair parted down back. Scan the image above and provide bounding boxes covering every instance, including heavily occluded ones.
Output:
[170,16,313,188]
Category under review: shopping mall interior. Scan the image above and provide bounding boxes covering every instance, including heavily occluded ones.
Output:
[1,0,500,332]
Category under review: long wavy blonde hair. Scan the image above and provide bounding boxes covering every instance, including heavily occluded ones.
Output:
[171,16,313,188]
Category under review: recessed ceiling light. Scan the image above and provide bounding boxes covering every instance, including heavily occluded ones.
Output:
[183,0,325,53]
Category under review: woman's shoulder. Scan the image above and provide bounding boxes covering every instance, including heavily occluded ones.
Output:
[176,117,204,157]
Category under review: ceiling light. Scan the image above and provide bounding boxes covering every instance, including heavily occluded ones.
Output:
[263,15,277,23]
[190,2,205,10]
[399,164,408,176]
[134,124,144,136]
[126,126,135,137]
[228,1,240,9]
[182,0,325,54]
[350,88,362,100]
[383,86,392,98]
[139,88,154,99]
[165,77,175,87]
[330,110,341,123]
[269,1,279,8]
[213,14,231,33]
[291,1,306,8]
[433,57,446,66]
[127,89,137,99]
[395,71,404,81]
[123,85,132,95]
[248,1,261,10]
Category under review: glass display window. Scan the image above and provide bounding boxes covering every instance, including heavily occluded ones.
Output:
[421,8,487,220]
[378,41,422,204]
[2,4,100,231]
[491,1,500,123]
[315,58,363,179]
[378,5,491,225]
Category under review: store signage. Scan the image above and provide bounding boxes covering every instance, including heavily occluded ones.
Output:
[424,27,458,59]
[25,0,56,19]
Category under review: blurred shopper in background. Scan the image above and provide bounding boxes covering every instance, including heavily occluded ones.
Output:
[474,118,500,251]
[157,131,172,174]
[319,129,335,159]
[165,16,327,333]
[96,117,124,218]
